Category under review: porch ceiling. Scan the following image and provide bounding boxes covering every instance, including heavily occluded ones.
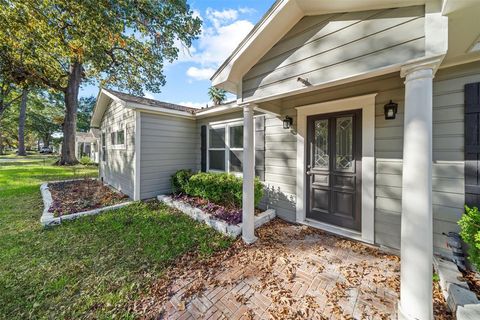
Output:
[441,2,480,68]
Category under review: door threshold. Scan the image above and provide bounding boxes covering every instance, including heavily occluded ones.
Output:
[300,218,365,243]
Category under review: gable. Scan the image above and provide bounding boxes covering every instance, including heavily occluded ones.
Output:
[242,5,425,101]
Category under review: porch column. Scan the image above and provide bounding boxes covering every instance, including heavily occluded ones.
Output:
[242,103,257,244]
[398,63,435,320]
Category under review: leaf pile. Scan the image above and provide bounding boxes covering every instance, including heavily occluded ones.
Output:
[48,179,128,217]
[462,270,480,299]
[130,219,422,319]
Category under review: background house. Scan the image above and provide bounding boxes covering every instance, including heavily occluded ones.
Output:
[75,131,100,163]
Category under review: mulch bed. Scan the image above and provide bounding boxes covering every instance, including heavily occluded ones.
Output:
[171,194,261,225]
[48,179,128,217]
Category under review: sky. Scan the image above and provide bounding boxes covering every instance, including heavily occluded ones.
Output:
[79,0,274,108]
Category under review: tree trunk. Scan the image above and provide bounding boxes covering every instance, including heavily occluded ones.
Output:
[0,127,4,155]
[44,133,50,148]
[59,61,82,165]
[17,88,28,156]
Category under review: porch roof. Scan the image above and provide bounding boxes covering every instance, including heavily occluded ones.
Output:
[211,0,427,94]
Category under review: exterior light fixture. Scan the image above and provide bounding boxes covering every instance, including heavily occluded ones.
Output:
[283,116,293,129]
[384,100,398,120]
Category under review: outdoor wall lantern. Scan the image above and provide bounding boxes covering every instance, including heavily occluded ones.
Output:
[384,100,398,120]
[283,116,293,129]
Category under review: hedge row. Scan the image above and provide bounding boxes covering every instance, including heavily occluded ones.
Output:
[171,169,263,208]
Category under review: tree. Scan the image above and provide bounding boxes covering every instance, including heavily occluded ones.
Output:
[208,86,227,105]
[26,91,63,149]
[77,96,96,133]
[0,61,24,154]
[16,88,28,156]
[0,0,201,164]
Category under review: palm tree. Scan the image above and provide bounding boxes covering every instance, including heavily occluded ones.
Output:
[208,86,227,105]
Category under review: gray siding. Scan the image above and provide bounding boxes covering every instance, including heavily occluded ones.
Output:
[242,5,425,101]
[99,101,136,198]
[196,62,478,254]
[262,61,480,255]
[140,112,197,199]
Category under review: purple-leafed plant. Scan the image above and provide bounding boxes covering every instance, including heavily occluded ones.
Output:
[172,194,242,225]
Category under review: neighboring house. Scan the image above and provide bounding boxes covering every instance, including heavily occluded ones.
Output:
[92,1,480,319]
[75,131,100,163]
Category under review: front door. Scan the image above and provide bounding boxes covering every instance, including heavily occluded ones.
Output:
[306,110,362,231]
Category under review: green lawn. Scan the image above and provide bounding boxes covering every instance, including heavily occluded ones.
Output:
[0,155,232,319]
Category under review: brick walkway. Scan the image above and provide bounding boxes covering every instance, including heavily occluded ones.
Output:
[140,220,401,319]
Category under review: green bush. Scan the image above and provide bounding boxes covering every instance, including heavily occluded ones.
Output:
[458,205,480,270]
[79,156,93,165]
[171,169,194,194]
[171,170,264,208]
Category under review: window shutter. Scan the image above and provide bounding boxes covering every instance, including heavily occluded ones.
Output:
[255,116,266,181]
[465,82,480,207]
[201,125,207,172]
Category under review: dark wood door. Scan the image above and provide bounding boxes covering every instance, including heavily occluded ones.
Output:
[306,110,362,231]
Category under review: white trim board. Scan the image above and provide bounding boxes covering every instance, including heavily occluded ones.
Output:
[133,110,141,201]
[295,93,377,244]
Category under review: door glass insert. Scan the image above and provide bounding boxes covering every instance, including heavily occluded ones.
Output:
[336,116,353,171]
[314,119,329,169]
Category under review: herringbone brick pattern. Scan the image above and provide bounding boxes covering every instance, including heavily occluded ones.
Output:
[144,220,401,319]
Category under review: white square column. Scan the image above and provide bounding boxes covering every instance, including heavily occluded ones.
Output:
[398,57,441,320]
[242,104,257,244]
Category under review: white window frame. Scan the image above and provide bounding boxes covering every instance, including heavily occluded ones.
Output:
[101,131,107,162]
[110,124,127,150]
[207,120,245,175]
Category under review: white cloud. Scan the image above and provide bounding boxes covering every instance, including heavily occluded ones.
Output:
[177,101,210,109]
[196,20,253,66]
[239,7,256,14]
[186,67,216,81]
[177,7,256,82]
[206,8,238,28]
[144,91,155,99]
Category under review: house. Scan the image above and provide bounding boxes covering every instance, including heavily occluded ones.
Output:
[75,131,100,163]
[90,89,200,199]
[91,0,480,318]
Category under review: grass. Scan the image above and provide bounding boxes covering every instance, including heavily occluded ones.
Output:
[0,155,232,319]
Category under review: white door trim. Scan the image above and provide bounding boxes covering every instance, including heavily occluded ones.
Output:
[295,93,377,243]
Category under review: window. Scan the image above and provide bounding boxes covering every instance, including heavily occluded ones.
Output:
[208,126,226,171]
[229,125,243,173]
[117,129,125,145]
[101,132,106,162]
[207,121,245,174]
[109,127,126,149]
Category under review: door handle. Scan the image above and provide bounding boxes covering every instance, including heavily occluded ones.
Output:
[306,171,312,176]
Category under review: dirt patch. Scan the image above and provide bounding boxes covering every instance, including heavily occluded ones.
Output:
[48,179,128,217]
[129,219,452,319]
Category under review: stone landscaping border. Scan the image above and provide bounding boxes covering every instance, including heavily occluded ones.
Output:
[434,256,480,319]
[157,194,276,238]
[40,180,133,226]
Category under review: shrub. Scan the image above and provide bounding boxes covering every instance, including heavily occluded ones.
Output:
[171,170,264,208]
[171,169,194,194]
[458,205,480,270]
[79,156,93,165]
